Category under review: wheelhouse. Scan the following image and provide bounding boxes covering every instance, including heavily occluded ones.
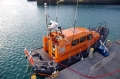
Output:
[43,27,100,62]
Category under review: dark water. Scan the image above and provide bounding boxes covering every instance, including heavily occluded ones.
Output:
[0,0,120,79]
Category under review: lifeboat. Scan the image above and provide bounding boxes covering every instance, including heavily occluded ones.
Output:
[24,20,109,76]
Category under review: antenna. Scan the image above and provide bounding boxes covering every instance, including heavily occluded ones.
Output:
[49,0,51,16]
[44,3,48,28]
[86,24,87,28]
[44,3,49,37]
[89,25,91,32]
[85,24,87,31]
[56,0,58,22]
[73,0,78,30]
[72,0,79,47]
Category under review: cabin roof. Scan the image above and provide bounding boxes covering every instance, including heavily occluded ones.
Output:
[62,27,89,37]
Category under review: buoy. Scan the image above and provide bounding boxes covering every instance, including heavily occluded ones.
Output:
[81,57,84,60]
[81,53,84,60]
[89,48,94,59]
[31,74,37,79]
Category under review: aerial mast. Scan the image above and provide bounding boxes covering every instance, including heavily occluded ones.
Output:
[44,3,49,36]
[73,0,78,30]
[72,0,79,46]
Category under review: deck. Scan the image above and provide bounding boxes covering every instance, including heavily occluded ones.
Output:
[46,40,120,79]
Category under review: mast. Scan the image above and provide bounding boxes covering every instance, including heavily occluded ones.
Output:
[44,3,49,37]
[44,3,48,28]
[56,0,58,22]
[73,0,78,30]
[72,0,79,45]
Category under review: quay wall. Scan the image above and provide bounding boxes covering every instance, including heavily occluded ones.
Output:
[37,0,120,5]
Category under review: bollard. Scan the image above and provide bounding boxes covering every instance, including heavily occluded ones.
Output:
[89,48,94,59]
[106,40,111,47]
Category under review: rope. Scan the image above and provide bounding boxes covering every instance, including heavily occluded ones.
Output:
[57,62,120,78]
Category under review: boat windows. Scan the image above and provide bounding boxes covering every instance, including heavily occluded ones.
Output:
[87,34,93,40]
[80,36,86,43]
[72,39,79,46]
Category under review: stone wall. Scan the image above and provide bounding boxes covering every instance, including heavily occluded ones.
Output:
[37,0,57,5]
[62,0,120,4]
[37,0,120,5]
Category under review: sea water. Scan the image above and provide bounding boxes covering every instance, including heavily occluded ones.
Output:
[0,0,120,79]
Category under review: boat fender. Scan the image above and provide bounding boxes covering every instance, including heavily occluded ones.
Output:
[28,65,32,69]
[30,73,37,79]
[25,55,27,59]
[40,67,46,72]
[101,35,103,40]
[39,55,42,60]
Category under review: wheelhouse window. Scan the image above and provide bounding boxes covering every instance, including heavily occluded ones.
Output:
[80,36,86,43]
[87,34,93,40]
[72,39,79,46]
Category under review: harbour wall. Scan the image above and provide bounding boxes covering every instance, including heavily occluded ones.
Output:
[37,0,120,5]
